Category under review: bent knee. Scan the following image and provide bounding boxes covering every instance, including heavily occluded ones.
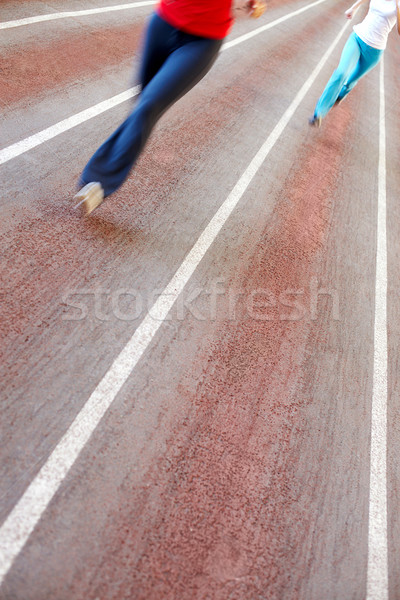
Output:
[135,95,166,125]
[331,68,348,84]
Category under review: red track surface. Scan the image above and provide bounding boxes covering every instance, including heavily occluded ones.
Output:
[1,0,400,598]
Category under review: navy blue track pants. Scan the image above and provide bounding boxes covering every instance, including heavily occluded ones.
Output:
[80,13,223,197]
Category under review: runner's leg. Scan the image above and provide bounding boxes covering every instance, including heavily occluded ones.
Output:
[80,28,221,197]
[138,13,175,89]
[314,32,361,119]
[338,37,383,100]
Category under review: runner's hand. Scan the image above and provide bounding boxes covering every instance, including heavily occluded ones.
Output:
[233,0,266,18]
[247,0,267,18]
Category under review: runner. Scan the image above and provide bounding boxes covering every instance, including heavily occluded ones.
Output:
[309,0,400,127]
[75,0,266,214]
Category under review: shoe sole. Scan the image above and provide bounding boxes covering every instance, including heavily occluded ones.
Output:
[74,182,104,215]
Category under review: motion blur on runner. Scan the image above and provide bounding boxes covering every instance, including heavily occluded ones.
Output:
[309,0,399,127]
[74,0,267,215]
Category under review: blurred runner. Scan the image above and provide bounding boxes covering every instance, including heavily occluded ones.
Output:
[75,0,266,214]
[309,0,400,127]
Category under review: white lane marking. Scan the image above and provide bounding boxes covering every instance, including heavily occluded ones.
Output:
[0,17,352,584]
[0,2,156,30]
[0,88,139,166]
[366,58,388,600]
[224,0,327,50]
[0,0,329,166]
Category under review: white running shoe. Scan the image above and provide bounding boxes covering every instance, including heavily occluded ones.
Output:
[308,115,322,128]
[74,182,104,215]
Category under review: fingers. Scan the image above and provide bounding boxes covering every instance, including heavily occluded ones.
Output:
[250,0,267,18]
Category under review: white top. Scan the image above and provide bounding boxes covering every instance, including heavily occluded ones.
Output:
[354,0,397,49]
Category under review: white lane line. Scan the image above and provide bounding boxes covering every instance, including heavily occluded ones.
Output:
[0,88,139,166]
[0,0,324,31]
[0,0,329,166]
[0,17,351,584]
[366,58,388,600]
[223,0,328,50]
[0,2,156,30]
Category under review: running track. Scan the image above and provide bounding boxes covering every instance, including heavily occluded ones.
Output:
[1,0,400,598]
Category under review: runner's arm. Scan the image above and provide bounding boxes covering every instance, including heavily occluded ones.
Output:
[345,0,369,19]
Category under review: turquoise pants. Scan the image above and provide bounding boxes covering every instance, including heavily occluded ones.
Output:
[314,32,383,119]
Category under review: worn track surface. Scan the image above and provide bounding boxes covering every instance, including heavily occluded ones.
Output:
[1,0,399,598]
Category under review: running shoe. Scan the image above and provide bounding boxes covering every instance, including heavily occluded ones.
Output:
[334,96,345,107]
[74,182,104,215]
[308,115,322,128]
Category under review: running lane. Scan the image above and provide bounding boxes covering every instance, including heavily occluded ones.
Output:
[1,0,397,598]
[385,30,400,600]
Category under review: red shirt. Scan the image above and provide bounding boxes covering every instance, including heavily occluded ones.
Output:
[158,0,233,40]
